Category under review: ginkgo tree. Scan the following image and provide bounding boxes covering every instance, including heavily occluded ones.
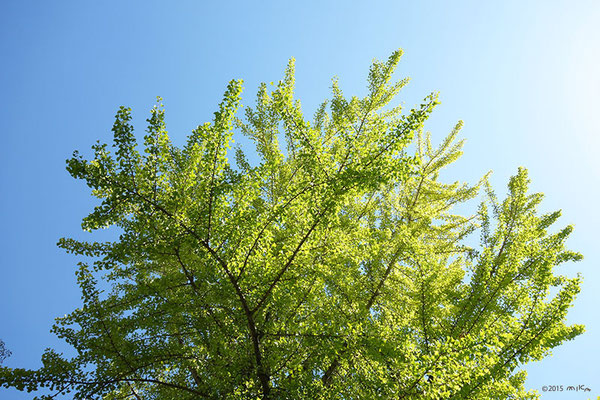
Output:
[0,50,583,400]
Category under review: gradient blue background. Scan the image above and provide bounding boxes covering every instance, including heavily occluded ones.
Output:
[1,1,598,398]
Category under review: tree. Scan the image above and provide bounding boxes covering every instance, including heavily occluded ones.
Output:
[0,50,583,399]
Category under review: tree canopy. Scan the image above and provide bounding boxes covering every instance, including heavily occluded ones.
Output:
[0,50,584,399]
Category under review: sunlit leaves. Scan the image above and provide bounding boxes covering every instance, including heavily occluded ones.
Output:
[0,50,583,400]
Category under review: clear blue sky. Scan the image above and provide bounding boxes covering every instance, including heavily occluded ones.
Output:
[1,1,598,398]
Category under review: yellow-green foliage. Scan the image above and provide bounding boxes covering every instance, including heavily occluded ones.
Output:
[0,50,583,400]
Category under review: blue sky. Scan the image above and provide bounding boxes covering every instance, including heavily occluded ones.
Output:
[1,1,598,398]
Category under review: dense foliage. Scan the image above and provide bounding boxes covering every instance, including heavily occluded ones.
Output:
[0,51,583,399]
